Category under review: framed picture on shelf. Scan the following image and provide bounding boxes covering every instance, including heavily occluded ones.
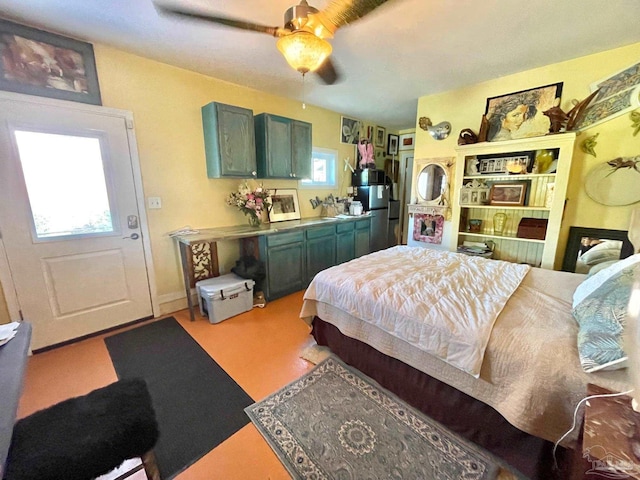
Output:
[477,151,534,175]
[484,82,563,142]
[0,18,102,105]
[340,116,360,144]
[387,134,399,155]
[269,189,301,222]
[489,182,528,206]
[398,133,415,151]
[375,126,386,147]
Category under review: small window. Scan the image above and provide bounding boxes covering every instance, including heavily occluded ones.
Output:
[300,148,337,188]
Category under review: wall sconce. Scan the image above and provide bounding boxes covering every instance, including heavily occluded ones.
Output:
[419,117,451,140]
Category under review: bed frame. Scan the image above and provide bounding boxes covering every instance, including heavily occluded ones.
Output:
[312,317,586,480]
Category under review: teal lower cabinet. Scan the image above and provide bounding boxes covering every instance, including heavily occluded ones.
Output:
[336,222,356,265]
[259,231,305,301]
[305,225,336,285]
[354,218,371,258]
[258,219,371,301]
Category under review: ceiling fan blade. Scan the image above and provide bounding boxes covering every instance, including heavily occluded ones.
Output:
[317,0,391,31]
[154,3,288,37]
[315,58,341,85]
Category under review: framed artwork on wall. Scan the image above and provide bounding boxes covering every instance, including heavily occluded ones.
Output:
[340,116,360,144]
[484,82,563,142]
[365,125,374,142]
[269,189,301,222]
[576,61,640,130]
[374,126,386,147]
[387,134,399,155]
[398,133,415,151]
[0,18,102,105]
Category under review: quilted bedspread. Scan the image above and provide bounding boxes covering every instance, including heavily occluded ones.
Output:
[303,246,530,377]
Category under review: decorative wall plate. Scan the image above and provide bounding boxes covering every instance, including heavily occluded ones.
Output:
[585,157,640,205]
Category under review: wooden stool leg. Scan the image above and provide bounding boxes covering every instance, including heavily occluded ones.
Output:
[141,450,161,480]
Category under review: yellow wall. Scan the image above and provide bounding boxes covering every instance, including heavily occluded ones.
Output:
[413,42,640,261]
[93,45,391,312]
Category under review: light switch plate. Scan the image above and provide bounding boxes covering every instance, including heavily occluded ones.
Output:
[148,197,162,209]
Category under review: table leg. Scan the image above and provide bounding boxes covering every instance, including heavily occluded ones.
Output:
[179,242,196,321]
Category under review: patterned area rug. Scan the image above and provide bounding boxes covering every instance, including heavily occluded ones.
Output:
[246,355,507,480]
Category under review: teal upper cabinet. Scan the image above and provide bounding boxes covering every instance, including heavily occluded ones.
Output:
[202,102,257,178]
[255,113,312,179]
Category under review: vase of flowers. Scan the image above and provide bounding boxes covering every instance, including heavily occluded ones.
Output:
[226,181,271,227]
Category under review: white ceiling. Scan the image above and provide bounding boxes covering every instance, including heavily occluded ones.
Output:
[1,0,640,130]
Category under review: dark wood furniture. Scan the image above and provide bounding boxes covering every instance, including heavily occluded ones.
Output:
[579,384,640,480]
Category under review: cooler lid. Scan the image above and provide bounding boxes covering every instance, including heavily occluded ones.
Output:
[197,274,254,300]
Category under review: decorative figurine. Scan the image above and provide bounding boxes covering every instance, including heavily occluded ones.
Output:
[543,105,569,133]
[419,117,452,140]
[606,156,640,175]
[565,89,600,131]
[581,133,599,157]
[458,128,478,145]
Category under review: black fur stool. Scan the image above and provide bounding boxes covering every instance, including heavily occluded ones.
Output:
[4,378,160,480]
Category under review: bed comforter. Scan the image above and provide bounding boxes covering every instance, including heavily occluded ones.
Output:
[300,246,630,444]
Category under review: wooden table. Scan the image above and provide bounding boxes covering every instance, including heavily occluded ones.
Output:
[0,322,32,478]
[172,218,349,320]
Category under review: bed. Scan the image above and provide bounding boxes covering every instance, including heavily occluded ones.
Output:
[300,246,633,479]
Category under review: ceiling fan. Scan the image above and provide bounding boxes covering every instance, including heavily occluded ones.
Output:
[154,0,393,85]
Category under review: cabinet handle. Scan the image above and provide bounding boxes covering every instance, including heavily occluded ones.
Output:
[252,171,257,176]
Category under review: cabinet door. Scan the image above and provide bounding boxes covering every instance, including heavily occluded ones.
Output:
[256,114,292,178]
[266,242,304,299]
[291,120,312,179]
[355,220,371,258]
[202,102,256,178]
[336,223,356,264]
[306,226,336,284]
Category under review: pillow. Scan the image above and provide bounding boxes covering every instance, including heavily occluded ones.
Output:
[573,253,640,309]
[573,263,639,373]
[579,240,623,266]
[588,260,619,276]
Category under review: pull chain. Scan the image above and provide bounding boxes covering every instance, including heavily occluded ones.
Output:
[302,73,306,110]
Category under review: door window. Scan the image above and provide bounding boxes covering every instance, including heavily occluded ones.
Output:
[13,130,114,239]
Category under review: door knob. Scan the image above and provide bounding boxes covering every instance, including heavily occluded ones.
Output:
[123,233,140,240]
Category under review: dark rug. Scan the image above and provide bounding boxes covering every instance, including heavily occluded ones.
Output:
[105,317,253,479]
[247,355,519,480]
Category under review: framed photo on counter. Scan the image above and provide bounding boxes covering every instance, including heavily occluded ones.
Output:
[269,189,301,222]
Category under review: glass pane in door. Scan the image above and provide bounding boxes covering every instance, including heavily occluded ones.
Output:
[13,130,113,239]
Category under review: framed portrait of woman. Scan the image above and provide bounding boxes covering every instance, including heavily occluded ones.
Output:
[484,83,563,142]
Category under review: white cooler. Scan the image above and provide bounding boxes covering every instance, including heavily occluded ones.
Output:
[196,274,255,324]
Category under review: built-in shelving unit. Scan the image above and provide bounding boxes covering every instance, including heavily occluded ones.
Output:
[451,132,577,269]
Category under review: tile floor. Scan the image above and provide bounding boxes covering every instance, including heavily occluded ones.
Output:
[17,290,315,479]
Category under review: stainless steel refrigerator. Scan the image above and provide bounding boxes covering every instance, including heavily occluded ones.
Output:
[354,184,390,252]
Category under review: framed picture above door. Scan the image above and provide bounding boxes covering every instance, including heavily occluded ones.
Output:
[0,18,102,105]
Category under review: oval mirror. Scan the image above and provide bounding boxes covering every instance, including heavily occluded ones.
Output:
[417,164,447,203]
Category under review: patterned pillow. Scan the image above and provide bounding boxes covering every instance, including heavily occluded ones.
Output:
[573,263,639,373]
[573,253,640,308]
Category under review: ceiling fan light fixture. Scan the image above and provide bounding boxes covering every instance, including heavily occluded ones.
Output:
[277,31,332,74]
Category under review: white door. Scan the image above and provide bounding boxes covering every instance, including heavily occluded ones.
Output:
[0,96,153,349]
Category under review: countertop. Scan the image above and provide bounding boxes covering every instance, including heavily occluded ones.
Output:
[172,215,371,245]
